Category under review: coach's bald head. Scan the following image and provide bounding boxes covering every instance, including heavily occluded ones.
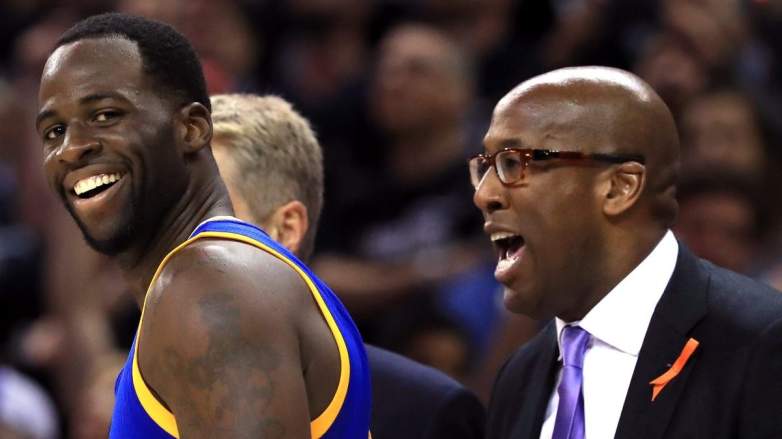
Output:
[502,66,679,225]
[474,66,680,320]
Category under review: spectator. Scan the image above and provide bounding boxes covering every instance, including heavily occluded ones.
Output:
[680,89,767,178]
[314,24,498,362]
[634,33,708,117]
[674,169,765,274]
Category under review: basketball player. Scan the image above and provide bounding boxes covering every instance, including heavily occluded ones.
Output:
[210,93,487,439]
[36,13,370,438]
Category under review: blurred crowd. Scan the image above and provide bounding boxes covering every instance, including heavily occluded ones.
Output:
[1,0,782,437]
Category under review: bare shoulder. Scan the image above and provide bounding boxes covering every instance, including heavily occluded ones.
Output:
[148,238,312,319]
[141,237,314,355]
[137,238,313,437]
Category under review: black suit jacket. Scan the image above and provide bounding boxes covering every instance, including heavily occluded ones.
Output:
[487,245,782,439]
[366,345,485,439]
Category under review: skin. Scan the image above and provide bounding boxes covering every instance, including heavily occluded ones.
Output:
[473,66,679,322]
[37,37,338,438]
[211,143,309,256]
[216,178,308,260]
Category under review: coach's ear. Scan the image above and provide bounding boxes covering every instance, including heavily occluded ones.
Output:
[602,161,645,217]
[177,102,212,154]
[262,201,309,256]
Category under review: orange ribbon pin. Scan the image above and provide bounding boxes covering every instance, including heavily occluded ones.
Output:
[649,337,699,402]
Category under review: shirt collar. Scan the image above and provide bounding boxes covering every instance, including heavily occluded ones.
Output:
[555,230,679,358]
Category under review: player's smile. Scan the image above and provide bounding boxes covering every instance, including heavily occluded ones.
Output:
[62,165,130,225]
[72,171,123,198]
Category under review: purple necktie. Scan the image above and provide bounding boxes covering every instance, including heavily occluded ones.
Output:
[552,325,590,439]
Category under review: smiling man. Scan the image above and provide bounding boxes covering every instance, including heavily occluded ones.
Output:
[473,67,782,439]
[36,13,370,438]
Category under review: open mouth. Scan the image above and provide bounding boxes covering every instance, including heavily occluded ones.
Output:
[491,231,525,261]
[491,231,525,282]
[72,172,123,199]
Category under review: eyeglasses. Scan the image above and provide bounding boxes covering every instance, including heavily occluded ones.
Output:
[468,148,645,188]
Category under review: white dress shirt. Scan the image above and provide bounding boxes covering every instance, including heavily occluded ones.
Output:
[539,231,679,439]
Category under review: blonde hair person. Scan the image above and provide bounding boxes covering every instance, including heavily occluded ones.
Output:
[211,94,324,261]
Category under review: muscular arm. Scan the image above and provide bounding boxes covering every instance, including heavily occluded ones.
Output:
[137,240,312,438]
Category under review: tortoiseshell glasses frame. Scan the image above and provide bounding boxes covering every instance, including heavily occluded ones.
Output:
[468,148,646,188]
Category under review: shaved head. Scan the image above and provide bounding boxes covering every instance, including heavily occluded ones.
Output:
[498,66,680,227]
[475,66,682,319]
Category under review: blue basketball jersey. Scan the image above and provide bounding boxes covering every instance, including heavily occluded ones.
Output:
[110,217,372,438]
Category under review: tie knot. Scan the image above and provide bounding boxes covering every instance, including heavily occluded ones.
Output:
[560,326,590,368]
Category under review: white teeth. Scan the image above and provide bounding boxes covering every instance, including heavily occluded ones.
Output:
[497,251,521,270]
[73,173,122,196]
[490,231,517,242]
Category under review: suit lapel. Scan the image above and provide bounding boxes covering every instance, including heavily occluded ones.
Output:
[615,246,708,439]
[513,323,559,439]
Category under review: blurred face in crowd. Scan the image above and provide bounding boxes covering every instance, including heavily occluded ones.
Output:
[681,92,764,175]
[37,38,188,254]
[371,25,469,135]
[118,0,259,93]
[662,0,746,68]
[473,88,612,321]
[674,190,756,274]
[634,35,706,114]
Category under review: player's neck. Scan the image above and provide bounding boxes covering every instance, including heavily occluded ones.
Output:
[119,176,233,307]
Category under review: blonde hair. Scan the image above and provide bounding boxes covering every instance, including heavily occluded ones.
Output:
[210,94,324,260]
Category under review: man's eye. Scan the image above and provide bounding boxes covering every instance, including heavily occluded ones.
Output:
[499,155,521,170]
[94,110,119,123]
[45,125,65,140]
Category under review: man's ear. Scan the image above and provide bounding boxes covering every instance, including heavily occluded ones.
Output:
[177,102,212,154]
[603,162,646,217]
[262,200,309,256]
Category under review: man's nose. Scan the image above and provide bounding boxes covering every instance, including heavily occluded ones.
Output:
[57,122,101,164]
[473,168,508,215]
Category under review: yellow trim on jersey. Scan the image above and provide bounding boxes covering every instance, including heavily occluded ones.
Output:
[195,231,351,438]
[132,235,199,438]
[131,348,180,436]
[131,229,350,438]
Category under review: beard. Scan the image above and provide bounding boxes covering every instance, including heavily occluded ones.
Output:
[63,195,140,256]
